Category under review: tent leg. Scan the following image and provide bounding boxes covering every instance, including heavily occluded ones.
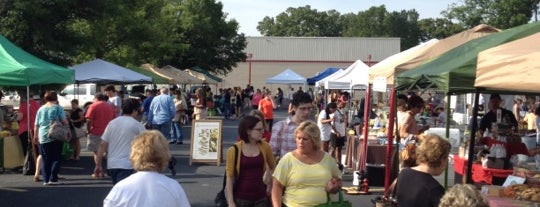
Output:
[466,90,480,184]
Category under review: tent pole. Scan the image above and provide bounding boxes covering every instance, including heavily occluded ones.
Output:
[383,86,396,197]
[359,84,372,193]
[444,92,451,188]
[466,90,480,184]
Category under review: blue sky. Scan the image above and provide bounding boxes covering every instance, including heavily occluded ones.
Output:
[219,0,460,36]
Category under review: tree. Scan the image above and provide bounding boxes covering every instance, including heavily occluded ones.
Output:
[443,0,537,29]
[0,0,246,75]
[0,0,80,66]
[257,5,343,36]
[174,0,246,75]
[342,6,421,49]
[418,18,464,41]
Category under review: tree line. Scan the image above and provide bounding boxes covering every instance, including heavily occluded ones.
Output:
[0,0,537,76]
[257,1,538,50]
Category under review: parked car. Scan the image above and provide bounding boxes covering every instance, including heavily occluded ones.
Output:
[58,84,96,110]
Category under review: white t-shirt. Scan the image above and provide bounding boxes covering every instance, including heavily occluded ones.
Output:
[317,110,332,141]
[104,171,191,207]
[101,116,145,169]
[331,109,346,136]
[108,95,122,116]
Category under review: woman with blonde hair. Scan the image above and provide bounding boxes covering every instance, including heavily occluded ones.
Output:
[193,88,206,120]
[395,134,451,207]
[272,121,342,207]
[104,130,190,207]
[438,184,489,207]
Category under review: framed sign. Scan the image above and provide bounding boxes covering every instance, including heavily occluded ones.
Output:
[189,120,223,166]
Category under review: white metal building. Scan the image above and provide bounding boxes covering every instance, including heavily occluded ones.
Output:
[219,36,400,89]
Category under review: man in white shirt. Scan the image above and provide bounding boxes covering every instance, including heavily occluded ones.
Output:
[104,84,122,117]
[94,98,146,184]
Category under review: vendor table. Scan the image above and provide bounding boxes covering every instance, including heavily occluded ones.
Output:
[344,135,398,186]
[485,196,536,207]
[453,155,513,185]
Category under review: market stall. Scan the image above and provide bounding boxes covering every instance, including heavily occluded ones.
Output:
[0,35,74,170]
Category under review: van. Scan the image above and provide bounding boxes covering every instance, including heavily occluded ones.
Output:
[58,84,97,110]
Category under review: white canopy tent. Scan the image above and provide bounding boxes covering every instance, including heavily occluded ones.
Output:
[72,59,152,84]
[325,60,370,89]
[266,68,307,85]
[314,69,345,88]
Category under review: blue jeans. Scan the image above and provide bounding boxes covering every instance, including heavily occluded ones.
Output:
[223,103,232,119]
[108,169,135,184]
[172,121,183,142]
[40,140,63,183]
[153,121,172,140]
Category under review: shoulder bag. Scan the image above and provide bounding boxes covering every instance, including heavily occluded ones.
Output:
[215,145,238,207]
[48,105,71,142]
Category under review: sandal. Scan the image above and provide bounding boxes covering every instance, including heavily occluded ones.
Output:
[34,176,40,182]
[91,173,105,179]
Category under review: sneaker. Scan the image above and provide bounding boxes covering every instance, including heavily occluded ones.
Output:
[169,140,177,144]
[48,181,64,185]
[43,182,49,186]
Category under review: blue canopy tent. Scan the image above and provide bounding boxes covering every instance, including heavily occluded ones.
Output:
[306,68,342,85]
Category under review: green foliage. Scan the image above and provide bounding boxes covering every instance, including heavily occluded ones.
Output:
[0,0,246,76]
[443,0,537,29]
[257,5,343,36]
[256,2,538,50]
[418,18,464,41]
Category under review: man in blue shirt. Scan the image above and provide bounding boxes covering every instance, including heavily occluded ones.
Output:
[141,89,155,126]
[148,87,175,141]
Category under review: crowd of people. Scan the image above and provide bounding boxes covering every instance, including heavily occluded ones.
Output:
[13,83,531,207]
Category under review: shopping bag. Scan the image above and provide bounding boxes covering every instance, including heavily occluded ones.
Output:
[61,142,73,160]
[314,191,352,207]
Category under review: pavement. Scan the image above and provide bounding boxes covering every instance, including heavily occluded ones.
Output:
[0,107,457,207]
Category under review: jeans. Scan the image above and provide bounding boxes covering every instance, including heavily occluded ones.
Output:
[40,140,63,183]
[172,121,183,142]
[223,103,232,119]
[109,168,135,184]
[153,121,172,140]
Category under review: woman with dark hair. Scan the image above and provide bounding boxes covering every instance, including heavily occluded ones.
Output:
[33,91,69,185]
[225,116,276,207]
[398,95,429,144]
[317,102,337,152]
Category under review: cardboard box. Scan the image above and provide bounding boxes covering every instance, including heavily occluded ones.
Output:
[481,185,505,197]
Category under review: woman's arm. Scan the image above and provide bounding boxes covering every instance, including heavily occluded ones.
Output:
[271,178,284,207]
[225,176,236,207]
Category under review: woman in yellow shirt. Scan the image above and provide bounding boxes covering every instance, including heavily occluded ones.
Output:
[272,121,342,207]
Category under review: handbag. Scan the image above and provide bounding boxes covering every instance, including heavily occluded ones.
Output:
[314,191,352,207]
[215,145,239,207]
[48,106,70,142]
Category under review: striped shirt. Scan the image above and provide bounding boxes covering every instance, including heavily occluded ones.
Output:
[270,116,299,157]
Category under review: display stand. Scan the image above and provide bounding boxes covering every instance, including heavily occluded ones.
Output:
[189,120,223,166]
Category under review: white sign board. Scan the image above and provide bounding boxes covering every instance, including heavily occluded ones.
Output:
[372,77,387,92]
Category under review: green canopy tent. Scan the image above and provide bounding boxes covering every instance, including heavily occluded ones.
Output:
[0,35,74,86]
[396,21,540,94]
[395,21,540,185]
